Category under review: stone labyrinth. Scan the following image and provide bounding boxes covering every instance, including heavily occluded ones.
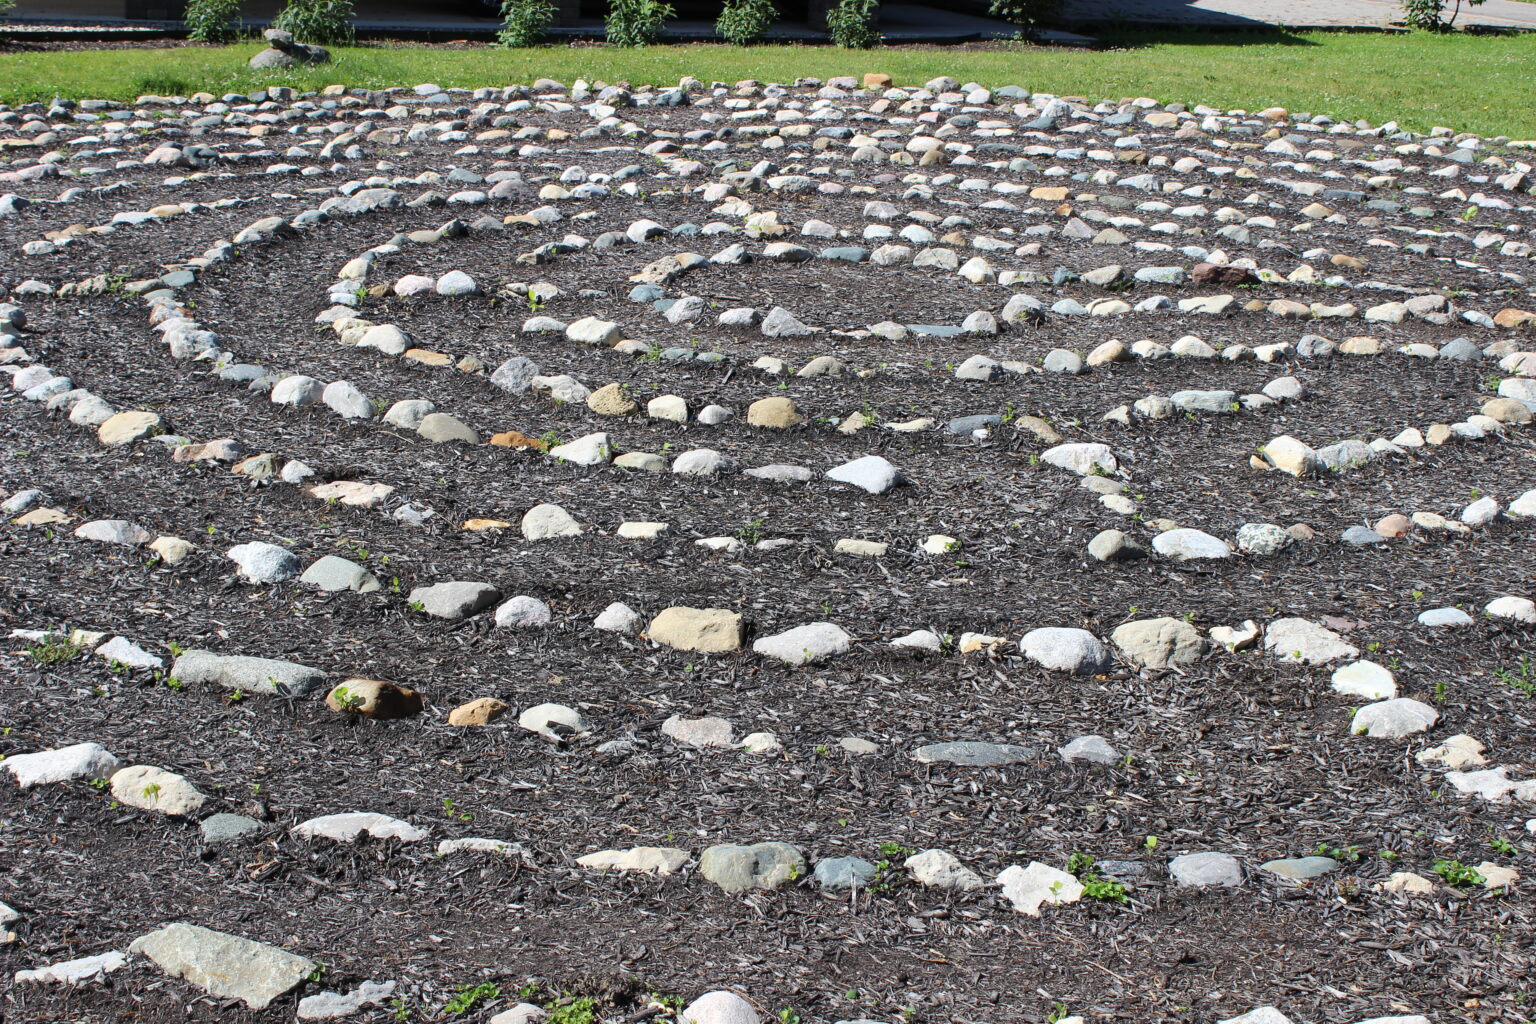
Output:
[2,70,1536,1024]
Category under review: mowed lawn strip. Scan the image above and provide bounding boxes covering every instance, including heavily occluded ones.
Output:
[0,31,1534,137]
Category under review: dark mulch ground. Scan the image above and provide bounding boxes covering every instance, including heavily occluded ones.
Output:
[1,83,1535,1024]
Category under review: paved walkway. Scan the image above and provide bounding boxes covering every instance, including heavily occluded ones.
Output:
[1060,0,1536,29]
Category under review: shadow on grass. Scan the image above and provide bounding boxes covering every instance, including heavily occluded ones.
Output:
[1088,26,1323,48]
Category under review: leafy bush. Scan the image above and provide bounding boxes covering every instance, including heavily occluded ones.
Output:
[987,0,1062,33]
[1401,0,1486,30]
[605,0,674,46]
[0,0,16,18]
[499,0,557,46]
[826,0,879,48]
[716,0,776,45]
[272,0,356,46]
[184,0,242,43]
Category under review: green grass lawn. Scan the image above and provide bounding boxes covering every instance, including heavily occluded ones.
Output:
[0,30,1534,138]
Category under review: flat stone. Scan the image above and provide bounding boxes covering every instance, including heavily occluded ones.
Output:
[292,812,428,843]
[300,555,381,593]
[826,455,901,494]
[814,856,877,889]
[752,622,852,665]
[14,951,128,987]
[74,519,151,546]
[1169,851,1243,887]
[1352,698,1438,739]
[1152,528,1232,560]
[1041,442,1117,476]
[297,981,397,1021]
[1259,856,1339,881]
[3,742,120,788]
[408,581,500,619]
[699,842,806,893]
[170,650,326,697]
[97,410,163,446]
[1264,618,1358,665]
[646,607,743,653]
[200,813,261,844]
[913,741,1036,766]
[1418,607,1474,627]
[1331,661,1397,700]
[662,715,736,748]
[129,923,316,1010]
[577,847,690,875]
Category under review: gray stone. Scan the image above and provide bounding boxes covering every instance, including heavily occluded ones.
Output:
[1043,349,1084,374]
[826,455,901,494]
[1259,856,1339,881]
[129,923,316,1009]
[1169,851,1243,887]
[1058,735,1120,765]
[913,741,1036,766]
[814,856,877,889]
[300,555,381,593]
[1170,389,1237,414]
[1341,525,1387,547]
[297,981,397,1020]
[661,715,735,748]
[1111,617,1205,670]
[170,650,326,697]
[593,602,642,634]
[491,356,540,394]
[1417,607,1473,627]
[1236,523,1292,555]
[1019,627,1111,674]
[699,842,806,893]
[1352,698,1438,739]
[495,595,552,629]
[320,380,373,419]
[293,812,428,843]
[14,951,128,987]
[1088,528,1145,561]
[1152,528,1232,560]
[417,412,478,444]
[407,581,500,619]
[74,519,151,546]
[200,813,261,844]
[752,622,852,665]
[672,448,734,476]
[1263,618,1358,665]
[226,542,300,584]
[761,307,811,337]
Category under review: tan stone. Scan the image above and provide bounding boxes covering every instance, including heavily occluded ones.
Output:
[1493,308,1536,329]
[645,607,743,653]
[862,73,892,88]
[149,536,195,564]
[1482,397,1533,424]
[97,410,163,447]
[1330,253,1367,269]
[448,697,509,727]
[1340,336,1382,355]
[587,382,638,417]
[488,430,549,450]
[462,518,512,531]
[326,679,423,719]
[403,348,453,366]
[1374,514,1411,538]
[747,396,803,428]
[1029,185,1070,201]
[1425,423,1455,445]
[14,507,69,527]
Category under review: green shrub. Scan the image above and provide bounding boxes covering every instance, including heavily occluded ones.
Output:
[605,0,674,46]
[1401,0,1486,30]
[272,0,356,46]
[184,0,243,43]
[0,0,17,18]
[987,0,1062,33]
[499,0,557,45]
[827,0,879,49]
[716,0,776,45]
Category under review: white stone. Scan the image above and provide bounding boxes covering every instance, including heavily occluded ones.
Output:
[997,862,1083,916]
